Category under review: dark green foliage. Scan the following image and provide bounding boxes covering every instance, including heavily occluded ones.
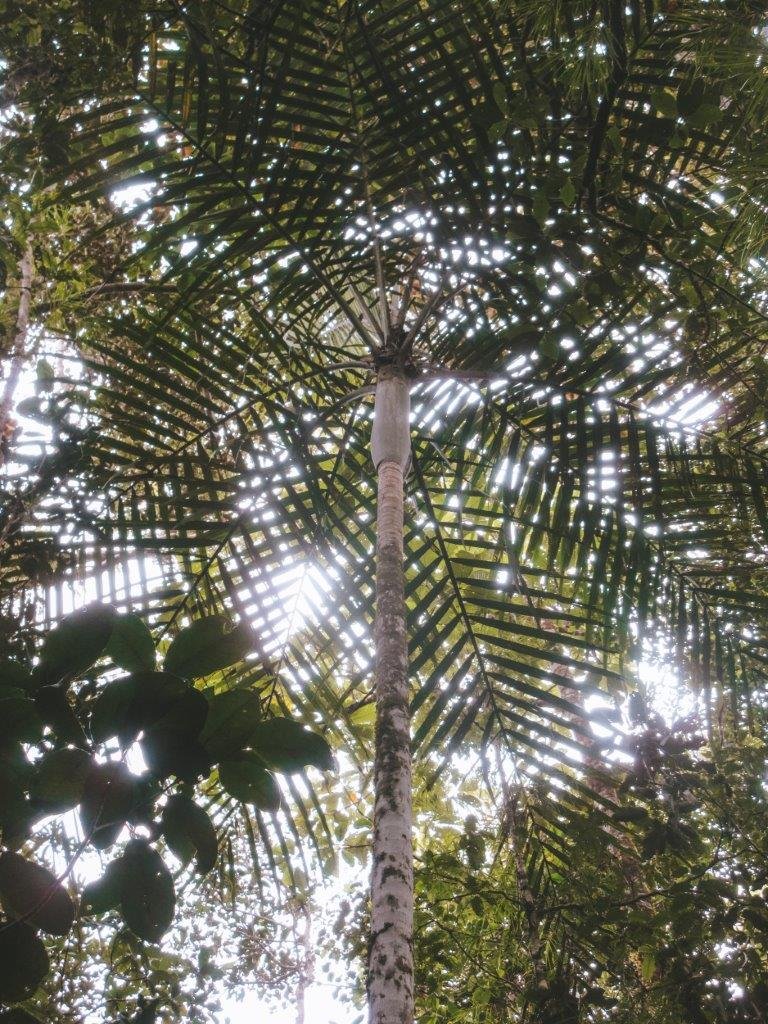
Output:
[141,730,212,784]
[0,663,33,693]
[0,852,75,936]
[0,757,28,844]
[89,677,140,745]
[33,688,87,747]
[0,1010,43,1023]
[0,604,333,1006]
[29,747,90,813]
[140,685,212,782]
[161,795,218,874]
[105,614,155,673]
[119,840,175,943]
[35,604,116,686]
[80,857,125,916]
[79,760,135,850]
[90,672,186,745]
[199,688,262,759]
[0,698,40,745]
[250,719,334,774]
[0,920,49,1003]
[219,754,281,812]
[163,617,254,679]
[144,687,209,738]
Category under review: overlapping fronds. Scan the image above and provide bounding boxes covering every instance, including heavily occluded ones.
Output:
[3,0,768,854]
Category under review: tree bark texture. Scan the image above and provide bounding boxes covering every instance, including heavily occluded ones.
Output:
[368,369,413,1024]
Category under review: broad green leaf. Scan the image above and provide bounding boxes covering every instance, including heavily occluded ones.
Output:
[33,687,86,746]
[559,178,576,207]
[36,604,117,684]
[539,334,559,361]
[120,839,175,942]
[250,718,334,774]
[91,672,189,746]
[80,761,135,849]
[146,687,208,736]
[141,729,212,784]
[164,616,254,679]
[15,396,46,421]
[80,856,125,915]
[199,688,262,759]
[140,685,211,782]
[0,762,28,834]
[349,703,375,726]
[0,660,34,692]
[161,794,218,873]
[0,851,75,935]
[687,103,723,128]
[89,677,138,744]
[219,754,281,811]
[30,747,91,812]
[0,920,49,1002]
[105,614,155,672]
[0,697,41,745]
[651,88,678,118]
[640,949,657,984]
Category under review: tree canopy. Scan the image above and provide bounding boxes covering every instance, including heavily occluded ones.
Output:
[2,1,768,1021]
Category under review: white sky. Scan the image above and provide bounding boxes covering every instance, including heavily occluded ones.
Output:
[221,986,354,1024]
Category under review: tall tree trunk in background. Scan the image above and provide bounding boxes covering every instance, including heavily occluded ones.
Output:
[368,366,413,1024]
[0,242,33,464]
[295,904,312,1024]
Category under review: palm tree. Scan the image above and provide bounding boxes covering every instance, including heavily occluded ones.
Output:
[4,2,768,1021]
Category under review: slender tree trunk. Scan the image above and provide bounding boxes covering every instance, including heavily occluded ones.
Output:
[1,242,34,463]
[295,905,312,1024]
[368,366,413,1024]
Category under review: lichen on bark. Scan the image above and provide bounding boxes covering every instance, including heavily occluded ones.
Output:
[368,367,414,1024]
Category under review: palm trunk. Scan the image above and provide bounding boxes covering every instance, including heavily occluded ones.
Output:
[368,366,413,1024]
